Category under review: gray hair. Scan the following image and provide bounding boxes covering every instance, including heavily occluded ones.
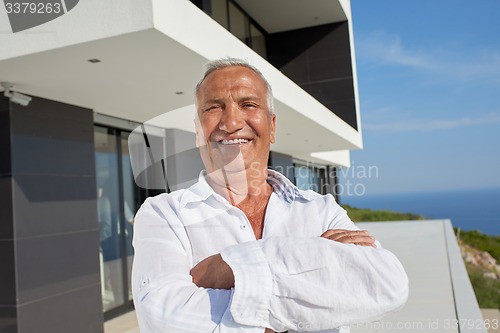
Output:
[195,57,274,114]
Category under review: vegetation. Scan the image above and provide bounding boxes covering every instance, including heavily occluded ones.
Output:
[464,262,500,308]
[342,204,425,222]
[456,228,500,261]
[456,229,500,308]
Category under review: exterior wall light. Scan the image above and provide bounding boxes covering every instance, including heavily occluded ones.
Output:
[1,81,32,106]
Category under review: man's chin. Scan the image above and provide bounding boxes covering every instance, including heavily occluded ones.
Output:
[215,157,248,174]
[214,143,244,157]
[211,147,245,168]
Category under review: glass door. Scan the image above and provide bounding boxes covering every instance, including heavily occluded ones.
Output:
[95,126,125,312]
[121,132,141,302]
[94,125,158,316]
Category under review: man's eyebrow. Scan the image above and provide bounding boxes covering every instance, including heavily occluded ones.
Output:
[238,95,261,103]
[202,98,224,106]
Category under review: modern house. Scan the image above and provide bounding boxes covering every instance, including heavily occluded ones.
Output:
[0,0,362,331]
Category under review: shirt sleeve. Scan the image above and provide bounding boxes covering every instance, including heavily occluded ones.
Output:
[220,195,409,332]
[131,197,264,333]
[221,237,408,332]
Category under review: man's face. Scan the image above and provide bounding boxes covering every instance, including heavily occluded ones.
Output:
[195,66,276,174]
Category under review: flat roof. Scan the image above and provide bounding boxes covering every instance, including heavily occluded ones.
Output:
[353,220,486,333]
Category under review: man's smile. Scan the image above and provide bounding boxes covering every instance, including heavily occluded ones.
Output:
[218,138,251,145]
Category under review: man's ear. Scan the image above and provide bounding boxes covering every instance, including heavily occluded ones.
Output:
[270,114,277,144]
[194,117,204,148]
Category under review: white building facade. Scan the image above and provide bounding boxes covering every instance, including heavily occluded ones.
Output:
[0,0,362,331]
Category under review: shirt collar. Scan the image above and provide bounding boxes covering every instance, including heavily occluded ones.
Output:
[266,169,310,204]
[179,171,214,208]
[179,169,313,208]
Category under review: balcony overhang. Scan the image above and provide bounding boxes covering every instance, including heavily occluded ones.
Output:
[235,0,348,33]
[0,0,361,166]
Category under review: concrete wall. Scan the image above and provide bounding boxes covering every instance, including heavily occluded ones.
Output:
[0,95,103,333]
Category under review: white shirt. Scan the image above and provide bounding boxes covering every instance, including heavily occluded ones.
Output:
[132,170,408,333]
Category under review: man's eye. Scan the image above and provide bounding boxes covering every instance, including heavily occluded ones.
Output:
[205,106,221,112]
[242,103,257,109]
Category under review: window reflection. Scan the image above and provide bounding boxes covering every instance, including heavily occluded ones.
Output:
[228,2,248,43]
[121,133,138,301]
[294,164,328,195]
[95,126,125,311]
[250,23,266,58]
[95,126,145,312]
[195,0,267,58]
[211,0,228,29]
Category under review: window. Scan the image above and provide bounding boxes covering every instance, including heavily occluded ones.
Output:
[250,23,266,58]
[294,163,329,195]
[193,0,267,58]
[94,125,159,316]
[211,0,228,29]
[228,1,249,43]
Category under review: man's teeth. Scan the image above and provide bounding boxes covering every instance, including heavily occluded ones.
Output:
[220,138,249,145]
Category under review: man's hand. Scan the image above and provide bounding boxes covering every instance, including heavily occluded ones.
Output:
[321,229,376,247]
[190,253,235,289]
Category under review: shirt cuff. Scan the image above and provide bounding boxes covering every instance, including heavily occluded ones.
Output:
[220,240,273,327]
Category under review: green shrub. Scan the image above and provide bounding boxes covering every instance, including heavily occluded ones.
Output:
[342,204,425,222]
[456,229,500,261]
[465,263,500,308]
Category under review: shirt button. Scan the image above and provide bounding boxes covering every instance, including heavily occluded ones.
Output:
[240,224,247,230]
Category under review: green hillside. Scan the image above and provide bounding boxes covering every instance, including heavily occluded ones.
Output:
[457,229,500,261]
[342,204,425,222]
[456,229,500,308]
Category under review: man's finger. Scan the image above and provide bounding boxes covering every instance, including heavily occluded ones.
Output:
[320,229,376,247]
[321,229,370,238]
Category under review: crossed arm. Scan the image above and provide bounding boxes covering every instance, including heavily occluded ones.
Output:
[191,229,375,289]
[190,229,377,333]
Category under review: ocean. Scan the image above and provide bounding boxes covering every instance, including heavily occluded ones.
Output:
[341,187,500,236]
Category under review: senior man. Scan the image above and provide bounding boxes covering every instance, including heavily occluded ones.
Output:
[132,58,408,333]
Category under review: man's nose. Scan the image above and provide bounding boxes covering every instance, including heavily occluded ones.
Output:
[219,103,244,133]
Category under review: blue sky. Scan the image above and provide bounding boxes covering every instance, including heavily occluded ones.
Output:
[340,0,500,195]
